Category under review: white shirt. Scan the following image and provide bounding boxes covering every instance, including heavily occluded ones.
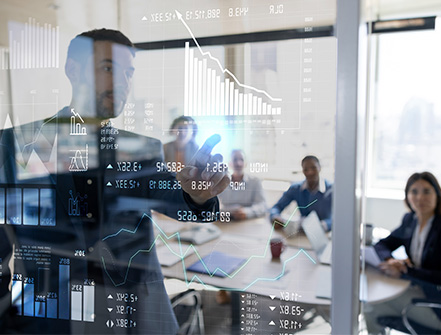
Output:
[410,215,434,268]
[299,178,327,194]
[218,174,267,219]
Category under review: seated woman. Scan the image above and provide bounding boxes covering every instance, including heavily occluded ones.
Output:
[365,171,441,333]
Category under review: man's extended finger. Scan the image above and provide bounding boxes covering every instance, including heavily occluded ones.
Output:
[201,153,225,180]
[193,134,221,167]
[199,134,221,155]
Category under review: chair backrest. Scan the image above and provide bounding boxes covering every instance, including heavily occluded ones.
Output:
[171,289,205,335]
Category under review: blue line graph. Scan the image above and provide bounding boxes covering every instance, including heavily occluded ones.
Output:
[101,200,319,289]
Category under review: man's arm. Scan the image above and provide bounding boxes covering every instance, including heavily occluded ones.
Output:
[269,184,299,222]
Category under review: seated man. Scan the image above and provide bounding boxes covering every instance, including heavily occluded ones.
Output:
[218,149,266,220]
[269,155,332,231]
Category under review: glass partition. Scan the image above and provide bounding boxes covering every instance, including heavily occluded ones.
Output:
[0,1,337,333]
[360,15,441,335]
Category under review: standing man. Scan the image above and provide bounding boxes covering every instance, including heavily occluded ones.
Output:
[0,29,229,334]
[269,155,333,231]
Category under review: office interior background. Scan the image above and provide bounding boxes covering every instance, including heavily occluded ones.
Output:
[1,0,441,334]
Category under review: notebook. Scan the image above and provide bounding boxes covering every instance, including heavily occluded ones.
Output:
[187,251,246,278]
[302,211,332,265]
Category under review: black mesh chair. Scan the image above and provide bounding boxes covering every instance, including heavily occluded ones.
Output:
[171,289,205,335]
[377,298,441,334]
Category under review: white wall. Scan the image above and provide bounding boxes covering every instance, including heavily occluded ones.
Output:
[364,196,407,231]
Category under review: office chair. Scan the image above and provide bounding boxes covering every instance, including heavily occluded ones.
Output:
[377,298,441,334]
[171,289,205,335]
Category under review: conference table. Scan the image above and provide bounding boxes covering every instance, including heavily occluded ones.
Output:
[154,213,329,305]
[152,212,410,307]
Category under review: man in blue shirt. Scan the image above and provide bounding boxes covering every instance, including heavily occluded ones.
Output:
[269,155,333,231]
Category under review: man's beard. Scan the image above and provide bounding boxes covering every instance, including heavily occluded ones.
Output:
[96,90,126,118]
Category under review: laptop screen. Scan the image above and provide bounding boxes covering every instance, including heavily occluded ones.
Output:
[302,211,329,256]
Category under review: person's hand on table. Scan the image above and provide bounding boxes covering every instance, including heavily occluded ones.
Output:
[231,208,247,221]
[177,134,230,205]
[271,215,285,230]
[378,258,408,278]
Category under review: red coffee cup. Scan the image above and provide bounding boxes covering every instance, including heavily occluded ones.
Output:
[270,238,286,259]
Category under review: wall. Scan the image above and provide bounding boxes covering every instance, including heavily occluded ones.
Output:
[364,196,407,231]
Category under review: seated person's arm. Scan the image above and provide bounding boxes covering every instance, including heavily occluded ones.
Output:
[374,214,412,261]
[322,217,332,232]
[269,184,298,222]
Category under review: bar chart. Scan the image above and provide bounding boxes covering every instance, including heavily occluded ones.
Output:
[183,42,282,118]
[12,260,95,322]
[0,186,56,226]
[70,108,87,136]
[1,18,59,70]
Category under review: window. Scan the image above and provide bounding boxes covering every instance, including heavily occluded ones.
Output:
[368,19,441,196]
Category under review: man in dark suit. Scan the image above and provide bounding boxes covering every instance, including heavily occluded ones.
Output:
[0,29,229,334]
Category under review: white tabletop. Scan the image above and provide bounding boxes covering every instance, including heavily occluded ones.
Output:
[152,212,410,305]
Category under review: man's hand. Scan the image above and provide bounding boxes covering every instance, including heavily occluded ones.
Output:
[177,134,230,205]
[271,216,286,230]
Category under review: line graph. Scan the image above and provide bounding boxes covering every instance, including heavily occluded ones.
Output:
[176,10,282,103]
[20,114,57,154]
[176,10,284,119]
[282,199,317,227]
[101,201,319,289]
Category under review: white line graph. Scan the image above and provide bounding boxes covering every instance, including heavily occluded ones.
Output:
[175,10,282,108]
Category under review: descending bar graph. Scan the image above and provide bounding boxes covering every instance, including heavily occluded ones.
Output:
[184,42,282,117]
[70,108,87,136]
[0,185,56,226]
[12,260,95,322]
[1,18,60,70]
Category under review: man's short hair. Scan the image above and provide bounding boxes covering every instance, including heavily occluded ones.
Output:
[301,155,320,166]
[231,149,246,159]
[67,28,135,66]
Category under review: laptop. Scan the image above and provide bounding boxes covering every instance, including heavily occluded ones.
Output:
[302,211,332,265]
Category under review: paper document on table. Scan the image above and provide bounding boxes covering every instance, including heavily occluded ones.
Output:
[392,245,408,260]
[363,246,381,267]
[315,265,331,299]
[157,241,195,267]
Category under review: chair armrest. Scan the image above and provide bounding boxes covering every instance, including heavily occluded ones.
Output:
[411,298,441,308]
[402,298,441,335]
